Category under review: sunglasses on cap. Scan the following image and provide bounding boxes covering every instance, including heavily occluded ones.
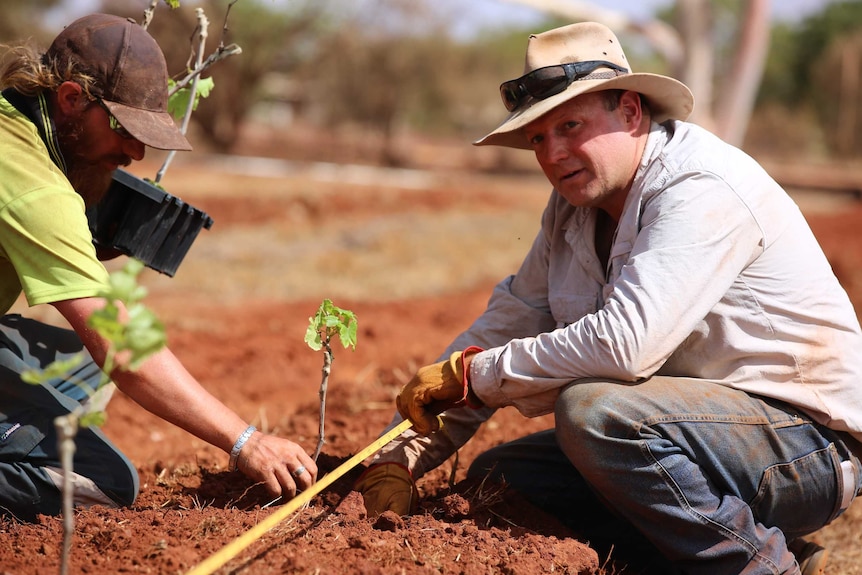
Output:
[500,60,629,112]
[95,98,135,139]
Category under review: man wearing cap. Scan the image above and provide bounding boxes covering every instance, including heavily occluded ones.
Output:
[0,13,317,521]
[356,21,862,575]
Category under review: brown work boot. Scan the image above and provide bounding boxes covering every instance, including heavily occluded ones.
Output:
[788,538,828,575]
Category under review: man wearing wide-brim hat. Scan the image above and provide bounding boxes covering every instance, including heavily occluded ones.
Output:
[358,21,862,575]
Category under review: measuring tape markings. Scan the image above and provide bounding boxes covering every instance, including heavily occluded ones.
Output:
[186,418,414,575]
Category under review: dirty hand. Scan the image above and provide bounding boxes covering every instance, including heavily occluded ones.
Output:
[235,431,318,499]
[354,463,418,516]
[396,349,479,436]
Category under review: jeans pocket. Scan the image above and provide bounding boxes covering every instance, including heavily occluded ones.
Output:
[748,444,839,538]
[0,413,48,462]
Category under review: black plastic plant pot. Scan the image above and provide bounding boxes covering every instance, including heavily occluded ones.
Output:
[86,169,214,277]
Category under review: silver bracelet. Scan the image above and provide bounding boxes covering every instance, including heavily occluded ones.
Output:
[228,425,256,472]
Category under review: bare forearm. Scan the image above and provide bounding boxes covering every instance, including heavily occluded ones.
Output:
[52,296,246,453]
[53,296,318,497]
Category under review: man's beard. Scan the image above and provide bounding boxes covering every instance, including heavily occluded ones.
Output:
[55,115,129,208]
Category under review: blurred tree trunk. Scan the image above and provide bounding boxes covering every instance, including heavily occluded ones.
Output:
[837,41,860,156]
[675,0,714,130]
[711,0,771,145]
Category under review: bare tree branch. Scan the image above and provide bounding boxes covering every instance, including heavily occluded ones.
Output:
[156,7,209,183]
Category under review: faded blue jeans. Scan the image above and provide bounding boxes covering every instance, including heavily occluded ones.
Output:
[467,376,862,575]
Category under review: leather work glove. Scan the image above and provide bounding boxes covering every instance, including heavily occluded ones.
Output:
[354,462,418,516]
[396,347,483,436]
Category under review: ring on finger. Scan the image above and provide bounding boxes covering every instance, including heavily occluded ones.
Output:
[292,465,307,479]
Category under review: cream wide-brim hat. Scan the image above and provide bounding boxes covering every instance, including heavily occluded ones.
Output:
[474,21,694,150]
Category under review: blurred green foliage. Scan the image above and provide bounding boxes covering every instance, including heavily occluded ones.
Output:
[758,1,862,157]
[2,0,860,159]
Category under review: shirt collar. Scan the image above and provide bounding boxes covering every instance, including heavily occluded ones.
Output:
[1,88,67,174]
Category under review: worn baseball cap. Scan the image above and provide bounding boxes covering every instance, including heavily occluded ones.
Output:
[474,22,694,149]
[46,13,192,151]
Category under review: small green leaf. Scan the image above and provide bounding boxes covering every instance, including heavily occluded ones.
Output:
[80,411,107,428]
[125,306,167,369]
[20,369,42,385]
[144,178,166,192]
[86,259,167,371]
[304,321,323,351]
[339,319,358,350]
[21,355,85,385]
[167,77,215,121]
[305,299,357,351]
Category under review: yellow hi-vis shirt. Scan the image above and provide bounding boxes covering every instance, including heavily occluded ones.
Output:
[0,93,109,313]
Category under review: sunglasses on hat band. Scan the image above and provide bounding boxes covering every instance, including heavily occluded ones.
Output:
[95,98,135,139]
[500,60,629,112]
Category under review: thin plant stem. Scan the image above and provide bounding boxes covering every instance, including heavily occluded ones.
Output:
[156,8,208,184]
[141,0,158,31]
[55,413,78,575]
[313,340,332,461]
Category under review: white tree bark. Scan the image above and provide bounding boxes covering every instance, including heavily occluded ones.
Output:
[676,0,714,129]
[712,0,771,145]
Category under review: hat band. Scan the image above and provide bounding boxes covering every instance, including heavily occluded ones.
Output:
[500,60,629,112]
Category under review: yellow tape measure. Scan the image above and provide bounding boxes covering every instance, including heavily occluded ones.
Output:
[186,418,414,575]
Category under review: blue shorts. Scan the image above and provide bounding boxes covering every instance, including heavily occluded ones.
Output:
[0,314,138,521]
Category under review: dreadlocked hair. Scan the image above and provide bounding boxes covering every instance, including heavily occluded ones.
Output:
[0,42,97,98]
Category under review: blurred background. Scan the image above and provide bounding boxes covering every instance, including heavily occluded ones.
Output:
[3,0,861,174]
